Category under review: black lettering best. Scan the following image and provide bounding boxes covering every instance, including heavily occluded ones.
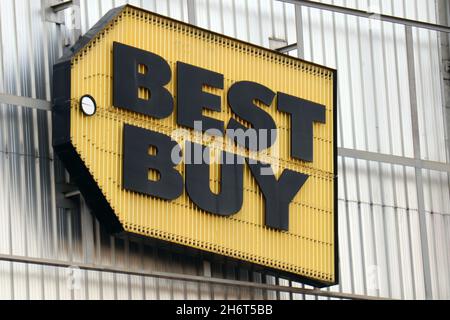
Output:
[177,62,224,134]
[277,92,326,162]
[227,81,277,151]
[113,42,173,119]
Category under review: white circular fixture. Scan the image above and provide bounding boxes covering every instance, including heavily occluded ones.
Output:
[80,95,97,116]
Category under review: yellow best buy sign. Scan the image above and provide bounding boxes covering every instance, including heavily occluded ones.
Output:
[53,5,337,286]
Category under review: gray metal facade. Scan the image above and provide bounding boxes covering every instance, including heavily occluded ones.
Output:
[0,0,449,300]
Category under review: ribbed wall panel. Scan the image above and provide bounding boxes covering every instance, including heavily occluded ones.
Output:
[298,0,450,299]
[0,0,449,300]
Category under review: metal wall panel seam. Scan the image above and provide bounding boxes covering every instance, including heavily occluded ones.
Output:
[423,2,447,164]
[138,240,146,299]
[278,0,450,32]
[294,4,304,58]
[413,1,442,299]
[230,0,237,38]
[205,0,211,30]
[397,0,418,299]
[333,0,364,296]
[94,220,104,300]
[25,0,46,299]
[11,0,29,300]
[269,0,276,41]
[325,1,354,295]
[352,0,380,297]
[0,6,15,290]
[342,0,367,296]
[244,0,251,43]
[439,0,450,164]
[405,25,433,300]
[124,236,131,300]
[437,2,450,296]
[366,0,404,296]
[389,3,415,299]
[429,9,450,291]
[0,253,390,300]
[338,199,450,217]
[378,0,405,299]
[256,0,264,47]
[281,1,288,45]
[81,197,90,299]
[338,148,450,173]
[446,217,450,297]
[367,4,398,298]
[40,0,62,300]
[181,0,193,24]
[301,3,332,285]
[41,0,56,169]
[424,1,450,299]
[0,93,52,111]
[414,3,440,218]
[324,4,342,295]
[324,0,352,295]
[0,7,4,100]
[0,150,53,161]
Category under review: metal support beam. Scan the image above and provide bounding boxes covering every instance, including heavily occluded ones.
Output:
[55,182,79,209]
[67,0,81,46]
[276,0,450,53]
[269,38,288,51]
[50,0,73,12]
[294,4,305,59]
[339,148,450,173]
[186,0,197,26]
[43,0,65,25]
[277,0,450,33]
[0,253,388,300]
[276,43,298,54]
[44,0,81,47]
[438,0,450,162]
[0,93,51,111]
[405,26,433,300]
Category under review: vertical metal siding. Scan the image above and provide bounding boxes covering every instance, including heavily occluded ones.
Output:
[298,0,450,299]
[0,0,449,300]
[0,0,60,300]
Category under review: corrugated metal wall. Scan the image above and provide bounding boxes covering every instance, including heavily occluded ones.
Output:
[296,0,450,300]
[0,0,449,300]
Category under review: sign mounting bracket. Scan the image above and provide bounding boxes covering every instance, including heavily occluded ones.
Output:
[43,0,81,47]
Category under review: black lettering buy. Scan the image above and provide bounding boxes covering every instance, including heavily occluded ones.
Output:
[123,124,309,231]
[185,142,244,216]
[247,160,309,230]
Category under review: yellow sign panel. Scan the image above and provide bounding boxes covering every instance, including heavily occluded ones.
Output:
[53,5,337,286]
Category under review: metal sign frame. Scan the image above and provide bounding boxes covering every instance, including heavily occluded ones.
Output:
[52,4,338,288]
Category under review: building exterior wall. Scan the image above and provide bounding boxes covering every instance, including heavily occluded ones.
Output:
[0,0,449,300]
